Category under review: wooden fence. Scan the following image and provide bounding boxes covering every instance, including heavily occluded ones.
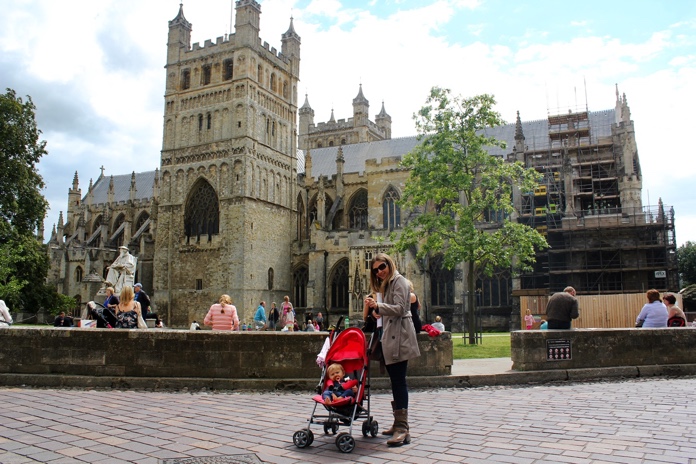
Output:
[520,292,684,329]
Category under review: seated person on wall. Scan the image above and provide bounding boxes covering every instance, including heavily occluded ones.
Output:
[664,294,687,327]
[53,311,73,327]
[545,286,579,329]
[104,246,136,294]
[432,316,446,332]
[635,289,668,328]
[134,283,155,319]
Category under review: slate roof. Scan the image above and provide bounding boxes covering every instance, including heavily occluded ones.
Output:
[299,109,616,179]
[85,171,157,204]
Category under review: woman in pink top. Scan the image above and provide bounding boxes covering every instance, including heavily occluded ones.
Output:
[204,294,239,331]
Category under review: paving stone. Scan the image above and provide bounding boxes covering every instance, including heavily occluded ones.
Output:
[0,377,695,463]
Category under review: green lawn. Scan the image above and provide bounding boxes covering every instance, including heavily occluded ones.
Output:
[451,333,511,359]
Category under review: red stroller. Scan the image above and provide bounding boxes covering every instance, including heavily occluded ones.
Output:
[292,327,379,453]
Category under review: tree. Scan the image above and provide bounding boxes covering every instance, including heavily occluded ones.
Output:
[0,89,50,311]
[394,87,548,344]
[678,241,696,287]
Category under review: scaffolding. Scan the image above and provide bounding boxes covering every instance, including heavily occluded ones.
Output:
[518,110,678,294]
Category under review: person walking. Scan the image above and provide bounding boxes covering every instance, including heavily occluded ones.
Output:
[268,302,280,330]
[254,301,267,330]
[545,286,579,329]
[365,253,420,447]
[204,294,239,331]
[281,295,294,331]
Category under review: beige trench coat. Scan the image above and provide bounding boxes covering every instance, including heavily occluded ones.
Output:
[376,271,421,365]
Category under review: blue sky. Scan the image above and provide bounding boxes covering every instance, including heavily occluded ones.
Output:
[0,0,694,247]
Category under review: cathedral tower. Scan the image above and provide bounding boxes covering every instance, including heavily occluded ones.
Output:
[154,2,300,325]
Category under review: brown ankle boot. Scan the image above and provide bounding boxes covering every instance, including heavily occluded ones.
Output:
[386,409,410,447]
[381,401,396,436]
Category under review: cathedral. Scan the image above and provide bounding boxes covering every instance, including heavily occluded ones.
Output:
[47,1,678,330]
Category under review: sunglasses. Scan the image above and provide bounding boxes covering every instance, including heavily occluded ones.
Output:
[372,262,388,274]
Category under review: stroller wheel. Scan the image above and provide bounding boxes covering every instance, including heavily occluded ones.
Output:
[293,429,313,448]
[335,432,356,453]
[361,420,370,437]
[370,420,379,437]
[324,423,338,435]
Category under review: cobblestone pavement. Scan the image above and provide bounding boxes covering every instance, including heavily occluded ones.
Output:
[1,377,695,464]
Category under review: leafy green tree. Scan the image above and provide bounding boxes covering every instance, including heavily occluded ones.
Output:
[0,89,50,311]
[394,87,548,344]
[677,241,696,287]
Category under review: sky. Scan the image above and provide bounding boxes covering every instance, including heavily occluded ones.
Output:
[1,0,695,245]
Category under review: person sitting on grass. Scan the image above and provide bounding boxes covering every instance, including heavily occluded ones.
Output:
[322,363,358,405]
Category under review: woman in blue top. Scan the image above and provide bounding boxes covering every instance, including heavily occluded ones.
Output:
[635,289,668,328]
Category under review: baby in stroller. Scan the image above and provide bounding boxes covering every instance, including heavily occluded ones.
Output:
[322,363,358,405]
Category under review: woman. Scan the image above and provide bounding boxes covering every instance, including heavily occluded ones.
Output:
[204,294,239,331]
[365,253,420,447]
[104,287,119,311]
[114,285,141,329]
[635,289,668,328]
[407,280,422,334]
[664,294,687,327]
[281,295,294,331]
[315,311,324,331]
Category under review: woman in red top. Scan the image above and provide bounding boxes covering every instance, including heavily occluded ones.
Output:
[204,294,239,331]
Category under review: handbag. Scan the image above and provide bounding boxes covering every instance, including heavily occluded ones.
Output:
[137,314,148,329]
[362,315,376,333]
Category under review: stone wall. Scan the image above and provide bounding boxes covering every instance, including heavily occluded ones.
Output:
[511,328,696,371]
[0,328,452,389]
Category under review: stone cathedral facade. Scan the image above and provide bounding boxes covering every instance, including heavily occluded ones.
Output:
[47,2,677,330]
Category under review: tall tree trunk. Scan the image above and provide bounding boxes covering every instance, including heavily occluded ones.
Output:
[467,260,477,345]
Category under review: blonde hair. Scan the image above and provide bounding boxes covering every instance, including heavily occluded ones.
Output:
[106,286,115,295]
[369,253,397,294]
[119,286,134,305]
[219,294,232,313]
[435,315,442,322]
[327,363,345,379]
[284,295,290,302]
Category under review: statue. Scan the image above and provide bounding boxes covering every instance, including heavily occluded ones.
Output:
[104,246,137,294]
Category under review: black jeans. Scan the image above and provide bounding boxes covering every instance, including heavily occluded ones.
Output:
[385,360,409,410]
[547,320,571,329]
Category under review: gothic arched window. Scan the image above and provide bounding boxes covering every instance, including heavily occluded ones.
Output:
[297,194,307,241]
[330,259,349,310]
[75,266,83,283]
[308,194,333,228]
[223,59,233,80]
[268,268,274,291]
[293,265,308,308]
[430,255,455,306]
[349,189,368,230]
[382,186,401,230]
[184,179,220,243]
[476,270,512,307]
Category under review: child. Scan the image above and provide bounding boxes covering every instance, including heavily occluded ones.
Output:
[524,309,534,330]
[322,363,358,405]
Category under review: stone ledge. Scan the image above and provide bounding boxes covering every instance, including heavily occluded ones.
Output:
[2,364,693,392]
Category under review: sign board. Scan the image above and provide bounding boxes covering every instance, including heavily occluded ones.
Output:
[654,270,666,278]
[546,339,571,361]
